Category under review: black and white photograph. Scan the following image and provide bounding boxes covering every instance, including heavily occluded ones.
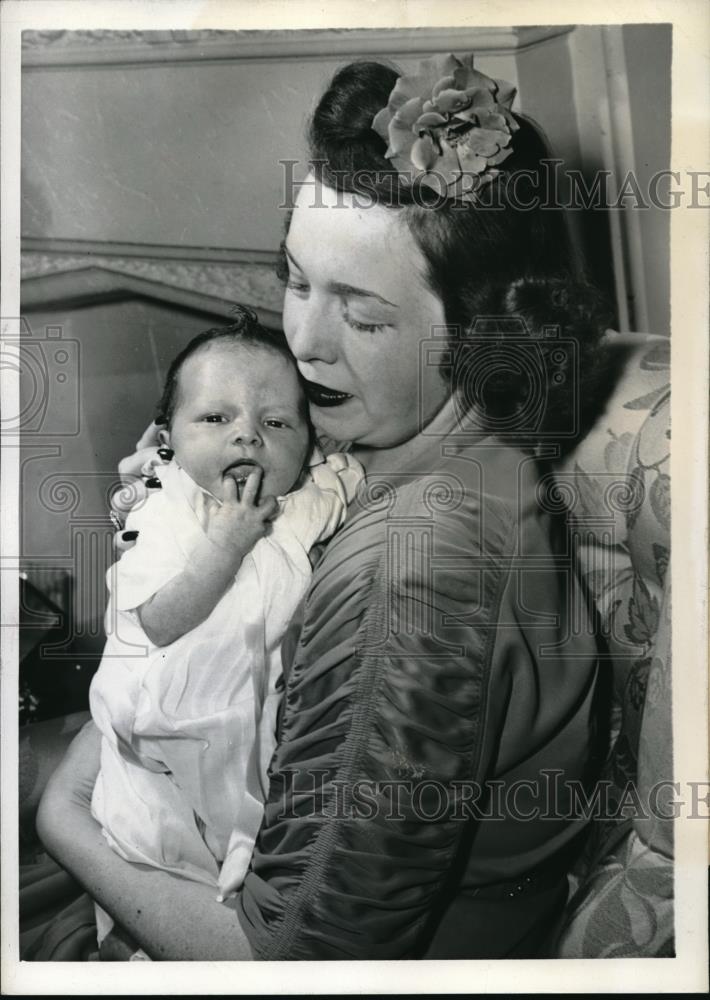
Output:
[1,0,707,993]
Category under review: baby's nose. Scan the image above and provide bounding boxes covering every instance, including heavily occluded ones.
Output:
[231,421,262,446]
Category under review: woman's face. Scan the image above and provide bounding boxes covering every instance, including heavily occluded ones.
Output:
[282,175,450,449]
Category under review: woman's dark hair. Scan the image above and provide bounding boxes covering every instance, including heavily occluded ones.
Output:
[155,305,309,428]
[303,59,614,451]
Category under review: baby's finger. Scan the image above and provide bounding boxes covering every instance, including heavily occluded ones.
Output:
[258,493,279,522]
[221,474,239,505]
[239,467,263,507]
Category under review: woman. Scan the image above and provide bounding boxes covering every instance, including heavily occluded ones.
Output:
[36,55,609,960]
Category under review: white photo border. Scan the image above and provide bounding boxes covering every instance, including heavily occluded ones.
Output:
[2,0,707,994]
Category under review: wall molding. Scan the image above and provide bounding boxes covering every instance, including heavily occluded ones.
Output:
[21,252,284,328]
[21,26,574,68]
[21,237,280,266]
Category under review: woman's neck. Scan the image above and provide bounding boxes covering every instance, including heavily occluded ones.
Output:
[350,395,488,478]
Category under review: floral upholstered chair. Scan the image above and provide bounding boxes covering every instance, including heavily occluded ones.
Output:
[552,332,673,957]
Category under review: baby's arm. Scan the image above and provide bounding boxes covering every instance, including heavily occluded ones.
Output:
[138,469,278,646]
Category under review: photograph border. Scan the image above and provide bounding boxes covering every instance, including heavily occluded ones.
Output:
[2,0,707,994]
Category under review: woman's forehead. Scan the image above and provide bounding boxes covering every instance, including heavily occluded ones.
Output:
[288,177,426,287]
[292,179,392,237]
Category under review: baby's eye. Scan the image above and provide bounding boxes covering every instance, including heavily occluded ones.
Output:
[201,414,226,423]
[264,419,288,429]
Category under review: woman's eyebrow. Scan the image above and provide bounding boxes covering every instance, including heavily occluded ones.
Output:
[284,243,399,309]
[328,281,399,309]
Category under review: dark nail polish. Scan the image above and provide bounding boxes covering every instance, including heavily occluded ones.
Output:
[157,448,174,460]
[145,477,162,489]
[122,530,139,541]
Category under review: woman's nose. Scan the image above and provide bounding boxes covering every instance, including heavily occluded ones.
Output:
[285,296,338,366]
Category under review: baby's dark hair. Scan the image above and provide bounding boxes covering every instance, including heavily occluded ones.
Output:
[155,305,309,428]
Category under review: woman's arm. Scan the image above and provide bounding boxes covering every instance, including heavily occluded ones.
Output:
[19,711,91,840]
[37,722,254,961]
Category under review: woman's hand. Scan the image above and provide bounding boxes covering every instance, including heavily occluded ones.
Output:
[111,422,173,545]
[37,721,254,960]
[118,421,165,485]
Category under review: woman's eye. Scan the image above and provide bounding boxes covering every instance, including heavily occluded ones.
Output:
[343,308,388,334]
[286,276,309,296]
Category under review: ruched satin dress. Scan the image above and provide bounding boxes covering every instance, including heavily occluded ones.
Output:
[235,427,605,959]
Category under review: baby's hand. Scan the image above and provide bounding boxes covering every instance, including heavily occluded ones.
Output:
[205,468,279,559]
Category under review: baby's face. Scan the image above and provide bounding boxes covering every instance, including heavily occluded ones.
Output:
[166,341,311,501]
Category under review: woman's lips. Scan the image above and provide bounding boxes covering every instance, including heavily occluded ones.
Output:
[303,379,353,408]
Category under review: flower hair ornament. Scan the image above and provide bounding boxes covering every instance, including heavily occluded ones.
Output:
[372,53,519,203]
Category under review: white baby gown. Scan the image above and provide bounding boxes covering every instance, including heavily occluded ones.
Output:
[90,450,362,902]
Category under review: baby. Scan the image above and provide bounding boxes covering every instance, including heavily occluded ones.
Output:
[90,308,362,917]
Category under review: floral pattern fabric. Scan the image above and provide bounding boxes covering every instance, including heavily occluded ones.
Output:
[554,334,673,957]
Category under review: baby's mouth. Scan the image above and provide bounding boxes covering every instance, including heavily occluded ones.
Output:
[223,458,261,483]
[303,379,353,408]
